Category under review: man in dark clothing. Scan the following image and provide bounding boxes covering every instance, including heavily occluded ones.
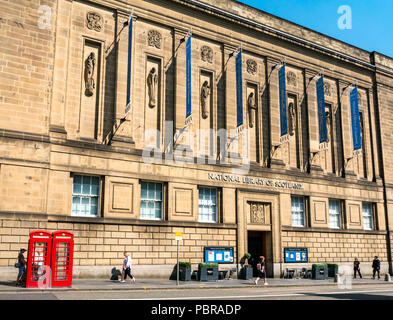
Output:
[372,256,381,280]
[353,258,362,279]
[16,248,27,286]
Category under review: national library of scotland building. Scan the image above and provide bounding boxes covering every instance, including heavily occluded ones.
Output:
[0,0,392,279]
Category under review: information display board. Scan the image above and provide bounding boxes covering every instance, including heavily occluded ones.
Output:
[284,248,308,263]
[204,246,234,264]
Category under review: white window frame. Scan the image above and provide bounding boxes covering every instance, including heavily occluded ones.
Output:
[71,175,100,217]
[291,196,305,227]
[140,181,163,221]
[362,203,374,231]
[329,199,342,229]
[198,186,218,223]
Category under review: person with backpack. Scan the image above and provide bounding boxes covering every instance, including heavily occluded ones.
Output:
[254,256,268,285]
[372,256,381,280]
[120,251,136,283]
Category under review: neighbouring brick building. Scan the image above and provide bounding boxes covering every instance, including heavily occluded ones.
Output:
[0,0,392,279]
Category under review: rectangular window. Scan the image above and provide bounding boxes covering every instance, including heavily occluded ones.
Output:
[362,203,374,230]
[72,175,100,217]
[198,187,217,223]
[291,196,305,227]
[140,181,163,220]
[329,199,342,229]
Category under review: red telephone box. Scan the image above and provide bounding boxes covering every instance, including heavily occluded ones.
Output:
[26,230,52,288]
[50,231,74,287]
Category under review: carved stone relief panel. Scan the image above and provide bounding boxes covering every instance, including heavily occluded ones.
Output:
[286,71,297,87]
[201,45,213,63]
[147,30,162,49]
[86,12,103,32]
[324,82,332,97]
[246,59,257,75]
[249,202,271,224]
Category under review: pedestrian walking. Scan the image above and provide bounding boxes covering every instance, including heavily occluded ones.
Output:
[16,248,27,286]
[372,256,381,280]
[353,257,362,279]
[120,251,136,283]
[254,256,268,285]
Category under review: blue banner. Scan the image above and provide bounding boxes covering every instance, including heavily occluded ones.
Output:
[126,15,133,112]
[278,65,288,138]
[350,87,362,151]
[186,35,192,124]
[236,49,243,129]
[316,76,328,144]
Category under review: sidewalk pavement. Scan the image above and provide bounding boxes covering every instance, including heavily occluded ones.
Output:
[0,277,392,292]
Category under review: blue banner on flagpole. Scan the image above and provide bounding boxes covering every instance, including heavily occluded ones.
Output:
[316,76,328,144]
[186,35,192,124]
[236,49,243,129]
[350,86,362,151]
[126,16,133,112]
[278,65,288,138]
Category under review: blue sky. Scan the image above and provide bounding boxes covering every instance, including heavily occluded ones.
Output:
[236,0,393,58]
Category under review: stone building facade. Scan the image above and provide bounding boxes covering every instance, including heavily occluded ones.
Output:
[0,0,392,279]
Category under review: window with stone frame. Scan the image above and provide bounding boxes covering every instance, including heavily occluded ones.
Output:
[140,181,163,220]
[329,199,342,229]
[198,186,218,223]
[291,196,306,227]
[72,175,100,217]
[362,202,374,231]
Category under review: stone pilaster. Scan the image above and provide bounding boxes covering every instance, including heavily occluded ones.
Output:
[49,0,73,140]
[110,10,135,150]
[338,79,356,178]
[266,57,285,168]
[305,69,323,174]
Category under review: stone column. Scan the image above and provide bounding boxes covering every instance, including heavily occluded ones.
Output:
[338,80,356,178]
[173,27,193,160]
[266,57,285,168]
[367,87,382,182]
[305,69,323,174]
[110,10,135,149]
[49,0,73,140]
[223,43,241,162]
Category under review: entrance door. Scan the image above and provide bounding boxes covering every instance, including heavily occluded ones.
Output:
[247,231,265,277]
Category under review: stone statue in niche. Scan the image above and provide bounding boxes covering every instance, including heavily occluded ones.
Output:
[84,52,96,97]
[201,80,210,119]
[147,67,158,108]
[247,92,257,128]
[288,101,296,136]
[325,108,331,143]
